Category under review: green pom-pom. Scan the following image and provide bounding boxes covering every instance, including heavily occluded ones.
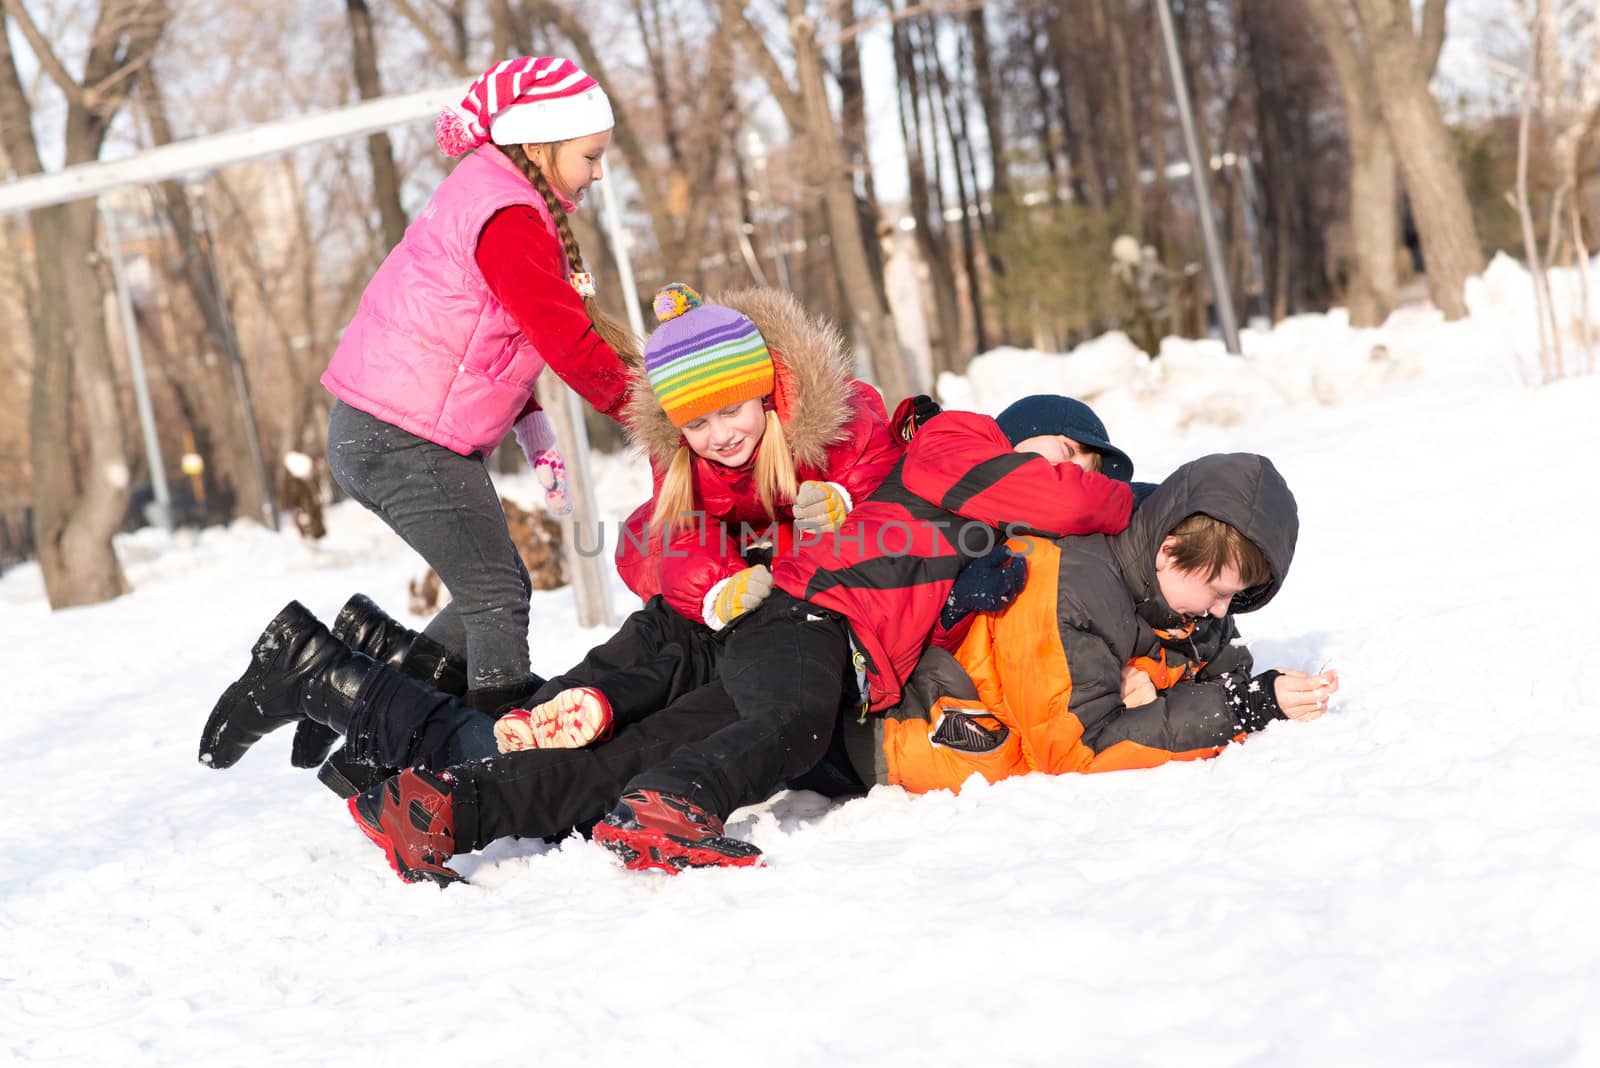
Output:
[653,282,703,323]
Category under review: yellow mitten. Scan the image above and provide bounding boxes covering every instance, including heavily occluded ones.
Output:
[793,480,852,535]
[707,564,773,630]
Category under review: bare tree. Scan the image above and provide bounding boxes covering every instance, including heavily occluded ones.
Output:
[717,0,917,400]
[1346,0,1484,319]
[1502,0,1600,381]
[889,6,963,373]
[135,63,275,527]
[346,0,409,251]
[0,0,170,608]
[1302,0,1400,326]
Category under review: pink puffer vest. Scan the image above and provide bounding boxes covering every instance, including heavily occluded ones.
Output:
[322,147,560,456]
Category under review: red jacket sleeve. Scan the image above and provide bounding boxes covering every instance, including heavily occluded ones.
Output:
[657,524,747,623]
[614,500,750,624]
[614,502,661,603]
[819,381,899,507]
[476,207,631,423]
[901,412,1133,537]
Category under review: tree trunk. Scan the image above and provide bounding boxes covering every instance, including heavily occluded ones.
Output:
[0,2,166,608]
[26,198,132,606]
[892,8,962,375]
[1026,8,1066,205]
[1303,0,1398,326]
[967,7,1011,208]
[1049,9,1107,212]
[1347,119,1400,326]
[1096,0,1144,230]
[1350,0,1483,319]
[138,67,267,524]
[789,10,914,399]
[928,25,988,355]
[1147,3,1171,250]
[346,0,408,252]
[838,0,888,307]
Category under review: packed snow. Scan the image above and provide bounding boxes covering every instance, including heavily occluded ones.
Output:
[5,255,1599,1066]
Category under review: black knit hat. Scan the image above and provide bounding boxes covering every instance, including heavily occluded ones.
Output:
[994,395,1134,482]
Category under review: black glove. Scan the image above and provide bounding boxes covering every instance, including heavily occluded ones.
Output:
[896,394,944,445]
[941,544,1028,629]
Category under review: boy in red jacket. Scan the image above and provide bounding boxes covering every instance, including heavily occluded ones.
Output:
[591,395,1136,871]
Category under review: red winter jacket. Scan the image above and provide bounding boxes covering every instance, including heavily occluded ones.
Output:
[770,411,1135,712]
[615,290,900,623]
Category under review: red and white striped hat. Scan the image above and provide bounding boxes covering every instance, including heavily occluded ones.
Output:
[436,56,614,157]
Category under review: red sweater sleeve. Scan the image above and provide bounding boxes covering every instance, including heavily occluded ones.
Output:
[902,412,1133,537]
[476,207,631,423]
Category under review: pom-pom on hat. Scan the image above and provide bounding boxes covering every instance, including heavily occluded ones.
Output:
[644,283,776,428]
[436,56,614,157]
[995,394,1134,481]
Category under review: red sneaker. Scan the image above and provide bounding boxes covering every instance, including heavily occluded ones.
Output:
[592,789,764,874]
[348,767,464,886]
[495,687,614,751]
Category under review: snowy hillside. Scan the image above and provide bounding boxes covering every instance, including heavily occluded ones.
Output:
[5,258,1600,1066]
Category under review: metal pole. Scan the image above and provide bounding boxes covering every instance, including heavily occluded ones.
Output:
[598,172,646,341]
[101,199,173,532]
[1154,0,1242,355]
[536,374,615,630]
[191,182,279,530]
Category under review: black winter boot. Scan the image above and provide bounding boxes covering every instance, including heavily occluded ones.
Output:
[292,594,469,770]
[199,601,369,770]
[312,641,485,797]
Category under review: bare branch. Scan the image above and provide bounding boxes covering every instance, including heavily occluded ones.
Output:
[1418,0,1447,77]
[84,12,164,117]
[715,0,804,130]
[390,0,475,77]
[820,0,989,48]
[0,7,44,175]
[2,0,88,110]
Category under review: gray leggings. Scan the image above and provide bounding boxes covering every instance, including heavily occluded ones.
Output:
[326,400,530,689]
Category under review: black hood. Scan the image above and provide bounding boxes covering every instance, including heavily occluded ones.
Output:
[1108,453,1298,630]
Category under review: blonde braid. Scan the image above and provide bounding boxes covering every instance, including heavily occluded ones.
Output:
[498,143,643,367]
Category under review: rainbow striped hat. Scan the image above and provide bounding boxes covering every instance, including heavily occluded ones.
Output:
[644,283,775,428]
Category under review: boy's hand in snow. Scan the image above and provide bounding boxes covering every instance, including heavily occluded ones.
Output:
[1121,664,1157,708]
[1273,668,1338,721]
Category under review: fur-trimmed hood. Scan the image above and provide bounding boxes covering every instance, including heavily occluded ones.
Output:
[622,287,857,470]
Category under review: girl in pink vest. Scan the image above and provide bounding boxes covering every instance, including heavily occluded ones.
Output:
[314,56,636,728]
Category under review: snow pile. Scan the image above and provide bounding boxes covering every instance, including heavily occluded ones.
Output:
[939,257,1597,463]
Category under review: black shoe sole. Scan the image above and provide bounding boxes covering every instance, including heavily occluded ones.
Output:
[317,756,393,799]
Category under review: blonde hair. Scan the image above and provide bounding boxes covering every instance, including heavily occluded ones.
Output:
[650,410,798,534]
[498,142,641,367]
[1165,513,1272,587]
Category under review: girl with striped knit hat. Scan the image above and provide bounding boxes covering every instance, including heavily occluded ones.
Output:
[200,57,643,791]
[492,281,902,752]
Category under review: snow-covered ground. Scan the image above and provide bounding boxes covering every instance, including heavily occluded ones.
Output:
[6,256,1600,1066]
